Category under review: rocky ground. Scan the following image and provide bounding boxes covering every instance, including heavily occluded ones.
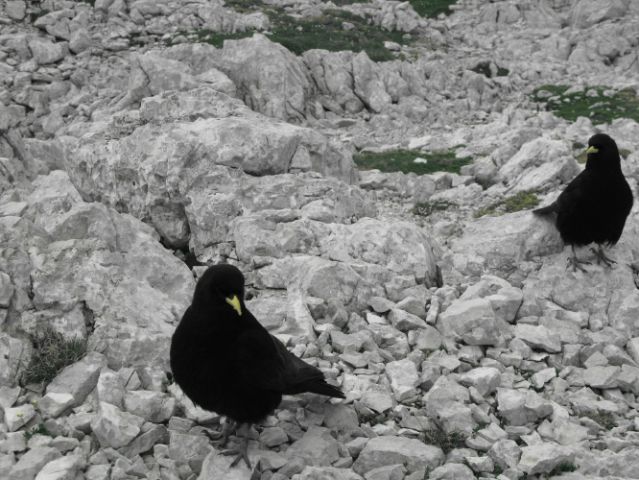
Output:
[2,0,639,479]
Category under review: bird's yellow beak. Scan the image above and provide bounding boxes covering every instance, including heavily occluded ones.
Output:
[586,146,599,154]
[225,295,242,316]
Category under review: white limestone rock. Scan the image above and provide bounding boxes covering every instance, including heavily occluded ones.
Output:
[518,443,575,476]
[90,402,145,448]
[353,436,444,475]
[459,367,501,397]
[34,455,84,480]
[8,446,60,480]
[4,404,35,432]
[385,358,420,402]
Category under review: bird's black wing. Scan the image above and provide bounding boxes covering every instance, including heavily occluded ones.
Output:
[235,327,344,398]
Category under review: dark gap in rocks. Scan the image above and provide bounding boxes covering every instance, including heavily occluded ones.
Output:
[81,301,96,335]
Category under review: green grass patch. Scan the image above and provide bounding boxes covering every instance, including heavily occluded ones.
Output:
[409,0,458,17]
[531,85,639,124]
[167,29,255,48]
[412,199,454,216]
[24,423,50,441]
[223,0,263,12]
[266,9,404,62]
[423,428,466,453]
[170,6,407,61]
[22,327,87,386]
[474,191,540,218]
[354,149,471,175]
[549,462,577,476]
[582,411,616,430]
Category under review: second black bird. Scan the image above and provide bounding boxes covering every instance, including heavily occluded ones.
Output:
[533,133,633,271]
[170,264,344,468]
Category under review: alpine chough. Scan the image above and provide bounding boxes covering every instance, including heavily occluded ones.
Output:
[170,264,344,467]
[533,133,633,271]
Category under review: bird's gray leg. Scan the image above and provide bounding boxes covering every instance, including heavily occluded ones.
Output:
[222,422,252,468]
[566,245,590,272]
[204,419,236,447]
[591,244,616,267]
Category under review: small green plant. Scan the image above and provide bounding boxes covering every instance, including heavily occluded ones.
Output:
[409,0,459,17]
[354,149,471,175]
[412,200,453,216]
[582,411,616,430]
[531,85,639,124]
[474,191,539,218]
[24,423,50,441]
[167,28,255,47]
[22,327,87,385]
[423,428,467,453]
[549,462,577,475]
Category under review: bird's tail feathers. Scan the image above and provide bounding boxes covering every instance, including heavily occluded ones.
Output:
[532,204,556,216]
[303,378,345,399]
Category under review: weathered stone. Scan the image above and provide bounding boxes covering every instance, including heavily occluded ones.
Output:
[91,402,145,448]
[459,367,501,397]
[38,393,75,418]
[287,426,339,466]
[8,447,60,480]
[496,388,553,426]
[385,359,419,401]
[46,353,104,407]
[428,462,475,480]
[583,366,620,389]
[353,436,444,475]
[34,455,84,480]
[514,324,561,353]
[518,443,575,475]
[4,404,35,432]
[28,38,65,64]
[438,298,506,346]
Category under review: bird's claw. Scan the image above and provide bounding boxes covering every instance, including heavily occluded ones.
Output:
[590,247,616,267]
[566,256,590,273]
[222,440,251,469]
[203,420,236,448]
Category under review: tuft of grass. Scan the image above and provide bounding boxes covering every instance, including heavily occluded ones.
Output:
[266,9,405,62]
[22,327,87,386]
[582,411,616,430]
[423,428,467,453]
[354,149,472,175]
[412,200,454,216]
[168,28,255,48]
[24,423,50,441]
[167,7,408,62]
[474,191,539,218]
[224,0,263,12]
[409,0,459,17]
[549,462,577,475]
[531,85,639,124]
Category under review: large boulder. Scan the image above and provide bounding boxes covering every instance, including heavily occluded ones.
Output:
[63,88,357,252]
[1,171,194,370]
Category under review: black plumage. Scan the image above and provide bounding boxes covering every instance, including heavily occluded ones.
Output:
[170,264,344,467]
[533,133,633,271]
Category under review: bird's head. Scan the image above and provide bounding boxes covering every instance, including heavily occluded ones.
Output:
[585,133,620,169]
[193,264,245,316]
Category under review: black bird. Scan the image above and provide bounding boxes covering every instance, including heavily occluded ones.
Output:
[533,133,633,271]
[170,264,344,468]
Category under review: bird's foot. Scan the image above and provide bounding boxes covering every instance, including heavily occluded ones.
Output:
[203,420,236,448]
[566,255,590,273]
[591,246,616,267]
[222,436,251,469]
